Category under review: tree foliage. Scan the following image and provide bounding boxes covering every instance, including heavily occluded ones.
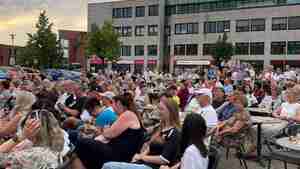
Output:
[17,11,63,69]
[86,21,121,62]
[212,33,234,66]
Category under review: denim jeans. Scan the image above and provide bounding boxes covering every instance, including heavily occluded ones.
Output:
[102,162,153,169]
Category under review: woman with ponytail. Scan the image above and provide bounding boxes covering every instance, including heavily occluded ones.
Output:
[160,113,208,169]
[102,98,181,169]
[71,92,144,169]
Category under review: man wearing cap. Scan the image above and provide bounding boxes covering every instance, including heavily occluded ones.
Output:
[97,92,118,128]
[194,88,218,128]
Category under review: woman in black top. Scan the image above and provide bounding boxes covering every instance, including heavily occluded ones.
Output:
[71,93,144,169]
[102,98,181,169]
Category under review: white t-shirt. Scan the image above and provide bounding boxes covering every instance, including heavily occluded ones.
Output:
[196,105,218,128]
[181,144,208,169]
[281,102,300,118]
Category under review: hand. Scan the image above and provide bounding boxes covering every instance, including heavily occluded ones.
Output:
[160,166,171,169]
[22,119,41,141]
[131,154,142,163]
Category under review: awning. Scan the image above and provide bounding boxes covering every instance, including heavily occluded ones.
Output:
[176,60,210,66]
[90,55,104,64]
[134,59,158,65]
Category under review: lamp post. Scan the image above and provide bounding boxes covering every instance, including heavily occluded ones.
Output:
[9,33,16,66]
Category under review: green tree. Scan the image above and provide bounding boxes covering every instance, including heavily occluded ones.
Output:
[86,21,121,64]
[18,11,63,69]
[212,33,234,67]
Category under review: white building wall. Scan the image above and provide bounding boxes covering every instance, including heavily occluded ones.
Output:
[88,1,300,70]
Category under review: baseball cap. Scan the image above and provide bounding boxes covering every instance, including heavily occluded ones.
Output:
[194,88,212,99]
[100,91,115,100]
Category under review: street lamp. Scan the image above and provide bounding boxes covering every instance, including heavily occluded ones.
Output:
[9,33,16,66]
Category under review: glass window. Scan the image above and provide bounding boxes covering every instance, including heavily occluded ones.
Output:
[288,41,300,54]
[288,16,300,30]
[251,19,265,31]
[148,25,158,36]
[186,44,198,56]
[63,49,69,58]
[136,6,145,17]
[235,43,249,55]
[272,17,287,31]
[122,27,132,37]
[203,44,216,55]
[175,23,187,34]
[236,19,250,32]
[149,5,159,16]
[204,22,217,33]
[121,46,131,56]
[271,42,286,55]
[217,21,230,33]
[187,23,199,34]
[135,25,145,36]
[174,45,185,55]
[113,8,132,18]
[148,45,158,56]
[135,45,144,56]
[250,42,264,55]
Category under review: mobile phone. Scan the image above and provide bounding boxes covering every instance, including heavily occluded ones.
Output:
[58,103,65,110]
[30,111,39,120]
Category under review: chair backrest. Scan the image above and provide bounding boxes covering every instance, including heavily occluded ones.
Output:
[208,146,221,169]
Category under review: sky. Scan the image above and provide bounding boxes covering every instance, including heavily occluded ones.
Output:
[0,0,120,46]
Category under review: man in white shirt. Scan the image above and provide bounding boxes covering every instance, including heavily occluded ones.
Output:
[194,88,218,128]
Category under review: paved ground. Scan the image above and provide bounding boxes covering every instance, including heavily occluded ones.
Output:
[218,149,298,169]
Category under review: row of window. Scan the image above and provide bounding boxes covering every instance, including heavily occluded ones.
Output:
[120,45,158,56]
[166,0,289,16]
[114,16,300,37]
[115,25,158,37]
[120,41,300,57]
[113,5,159,18]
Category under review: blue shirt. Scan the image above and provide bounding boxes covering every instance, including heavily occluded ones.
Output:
[223,85,233,94]
[218,103,236,121]
[95,107,117,127]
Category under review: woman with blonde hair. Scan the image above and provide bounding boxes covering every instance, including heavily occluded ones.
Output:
[102,98,181,169]
[0,108,66,169]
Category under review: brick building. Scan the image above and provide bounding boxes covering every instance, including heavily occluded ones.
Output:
[0,44,18,66]
[58,30,88,70]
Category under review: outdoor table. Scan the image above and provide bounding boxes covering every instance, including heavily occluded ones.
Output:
[251,116,285,165]
[276,137,300,152]
[247,107,272,117]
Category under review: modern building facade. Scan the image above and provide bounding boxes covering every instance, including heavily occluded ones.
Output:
[58,30,88,70]
[88,0,300,72]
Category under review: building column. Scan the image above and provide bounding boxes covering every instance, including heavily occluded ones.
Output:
[158,0,166,72]
[130,63,135,73]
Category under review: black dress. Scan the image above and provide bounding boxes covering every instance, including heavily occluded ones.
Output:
[75,128,144,169]
[136,127,181,169]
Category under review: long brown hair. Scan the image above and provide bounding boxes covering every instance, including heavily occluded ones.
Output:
[160,98,181,129]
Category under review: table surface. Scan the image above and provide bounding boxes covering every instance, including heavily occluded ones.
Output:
[251,116,285,124]
[247,107,272,114]
[276,137,300,152]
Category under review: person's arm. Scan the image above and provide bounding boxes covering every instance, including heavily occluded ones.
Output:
[219,120,245,135]
[0,119,40,153]
[64,107,80,117]
[102,112,132,139]
[0,112,22,137]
